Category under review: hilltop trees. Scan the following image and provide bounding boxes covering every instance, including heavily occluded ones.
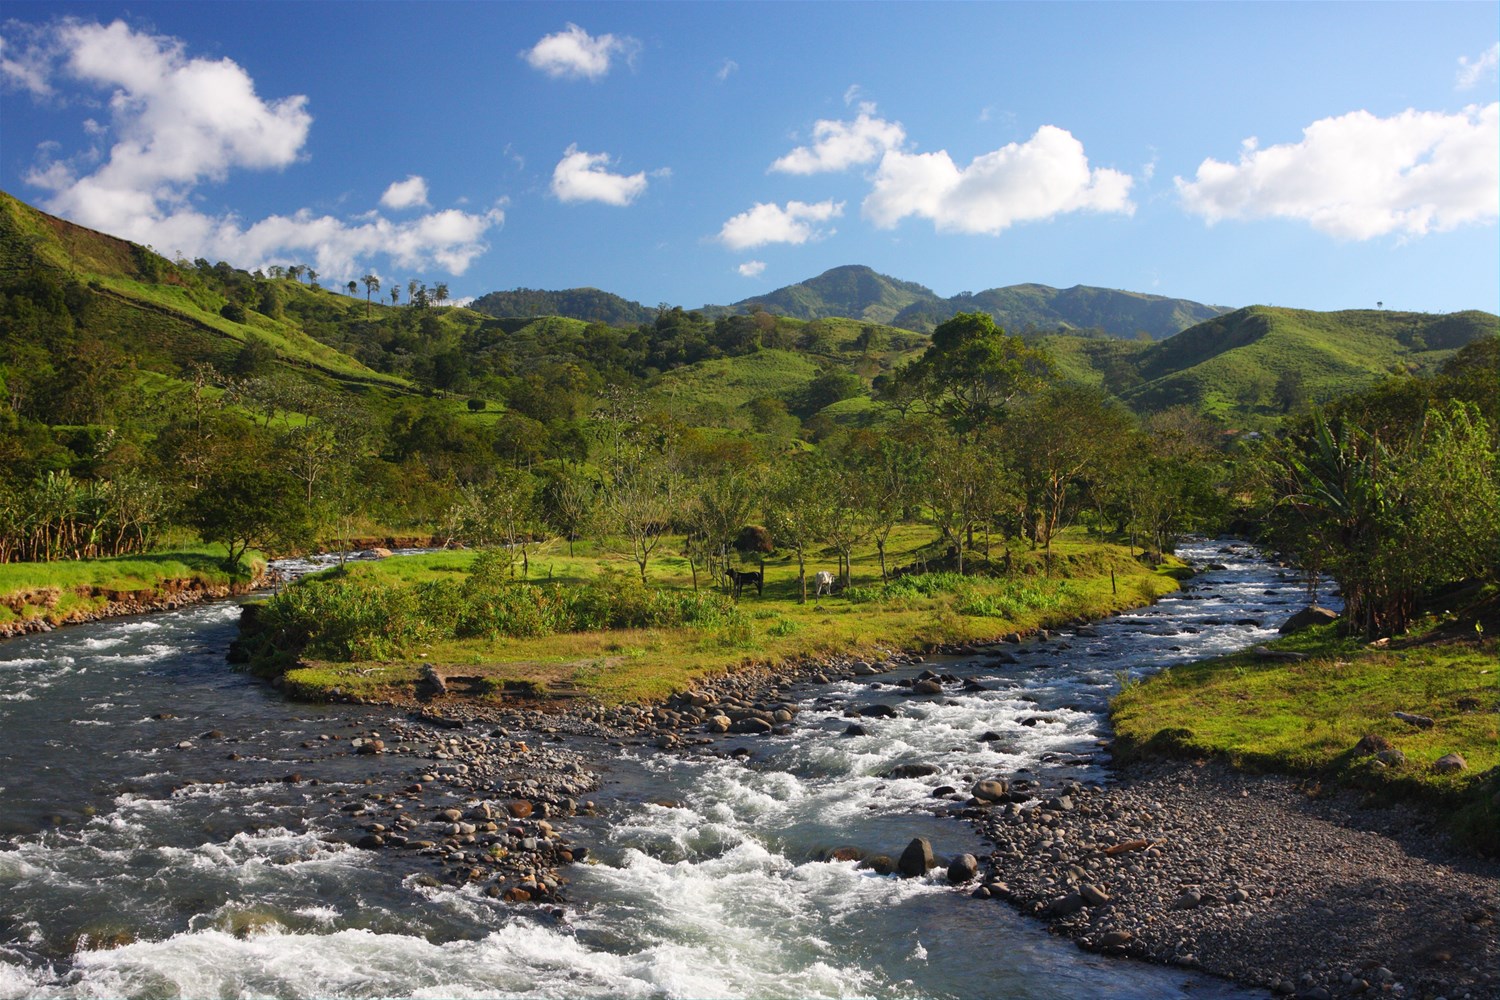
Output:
[897,311,1052,436]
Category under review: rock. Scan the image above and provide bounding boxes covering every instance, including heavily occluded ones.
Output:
[1251,646,1309,661]
[706,715,731,733]
[972,779,1009,803]
[910,679,944,696]
[857,704,898,719]
[843,723,869,737]
[367,547,394,558]
[1433,752,1468,774]
[1353,733,1393,756]
[1097,929,1133,949]
[1171,890,1203,910]
[860,854,896,875]
[1046,892,1086,917]
[886,763,940,779]
[1374,748,1407,767]
[730,717,773,735]
[1079,883,1110,907]
[1393,711,1435,729]
[419,665,448,697]
[1278,605,1339,634]
[828,846,864,863]
[438,808,463,822]
[947,853,978,883]
[356,739,385,755]
[897,837,935,877]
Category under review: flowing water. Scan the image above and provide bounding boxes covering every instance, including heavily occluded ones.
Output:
[0,542,1336,998]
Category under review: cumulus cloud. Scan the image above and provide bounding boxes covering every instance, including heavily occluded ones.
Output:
[550,145,649,206]
[717,199,843,250]
[523,23,637,81]
[380,175,429,210]
[1457,43,1499,90]
[13,18,502,276]
[717,59,738,82]
[737,260,766,278]
[862,125,1134,234]
[771,104,907,175]
[1175,104,1499,240]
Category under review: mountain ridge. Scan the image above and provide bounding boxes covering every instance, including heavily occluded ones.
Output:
[470,264,1234,341]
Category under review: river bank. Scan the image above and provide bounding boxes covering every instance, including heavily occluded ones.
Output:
[975,756,1500,1000]
[0,570,268,639]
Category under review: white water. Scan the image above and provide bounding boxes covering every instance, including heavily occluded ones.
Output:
[0,540,1327,998]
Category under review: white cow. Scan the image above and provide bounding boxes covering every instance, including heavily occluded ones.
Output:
[813,570,836,596]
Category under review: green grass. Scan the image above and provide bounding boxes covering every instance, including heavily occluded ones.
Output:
[652,349,822,411]
[1112,621,1500,852]
[0,549,264,625]
[257,527,1183,706]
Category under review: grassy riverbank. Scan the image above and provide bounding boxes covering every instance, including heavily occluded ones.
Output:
[246,527,1184,705]
[0,549,265,630]
[1111,607,1500,852]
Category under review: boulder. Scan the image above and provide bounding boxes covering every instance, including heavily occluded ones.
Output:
[897,837,935,877]
[910,679,944,696]
[972,779,1010,803]
[1433,752,1468,774]
[947,853,979,883]
[886,763,940,779]
[1277,606,1339,634]
[1393,711,1435,729]
[1352,733,1393,757]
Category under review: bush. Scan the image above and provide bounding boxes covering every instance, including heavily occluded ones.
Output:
[262,566,748,661]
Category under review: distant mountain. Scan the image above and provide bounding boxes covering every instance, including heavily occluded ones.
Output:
[469,287,656,326]
[711,264,938,325]
[701,265,1228,340]
[891,282,1228,339]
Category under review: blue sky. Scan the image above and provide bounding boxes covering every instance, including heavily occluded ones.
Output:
[2,2,1496,315]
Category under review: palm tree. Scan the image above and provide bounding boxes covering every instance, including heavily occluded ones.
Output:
[346,280,358,297]
[361,274,380,319]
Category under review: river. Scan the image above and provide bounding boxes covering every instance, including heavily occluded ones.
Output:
[0,541,1336,998]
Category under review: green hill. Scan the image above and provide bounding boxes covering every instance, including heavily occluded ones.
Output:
[1120,306,1499,419]
[894,283,1227,339]
[469,287,655,325]
[718,264,938,325]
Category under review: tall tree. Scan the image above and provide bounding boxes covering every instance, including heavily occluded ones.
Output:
[361,274,380,319]
[897,312,1052,437]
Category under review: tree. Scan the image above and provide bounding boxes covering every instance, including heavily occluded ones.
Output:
[432,282,450,306]
[764,458,832,602]
[1268,403,1499,638]
[452,470,545,578]
[346,280,358,297]
[1005,384,1135,553]
[924,434,1007,574]
[390,286,400,306]
[191,466,306,570]
[539,466,597,557]
[683,468,759,591]
[851,434,924,580]
[600,450,681,585]
[897,312,1052,436]
[362,274,380,319]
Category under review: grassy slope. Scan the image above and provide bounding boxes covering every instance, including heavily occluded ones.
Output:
[2,190,411,391]
[0,549,264,626]
[273,528,1183,704]
[651,349,822,411]
[1122,306,1498,418]
[1111,620,1500,850]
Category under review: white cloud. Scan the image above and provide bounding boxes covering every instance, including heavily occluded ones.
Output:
[550,145,649,206]
[771,104,906,175]
[0,27,55,95]
[1457,43,1499,90]
[862,125,1134,234]
[717,59,738,82]
[1175,104,1499,240]
[14,19,503,277]
[717,199,843,250]
[380,175,429,210]
[843,84,864,106]
[737,260,766,278]
[522,23,637,81]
